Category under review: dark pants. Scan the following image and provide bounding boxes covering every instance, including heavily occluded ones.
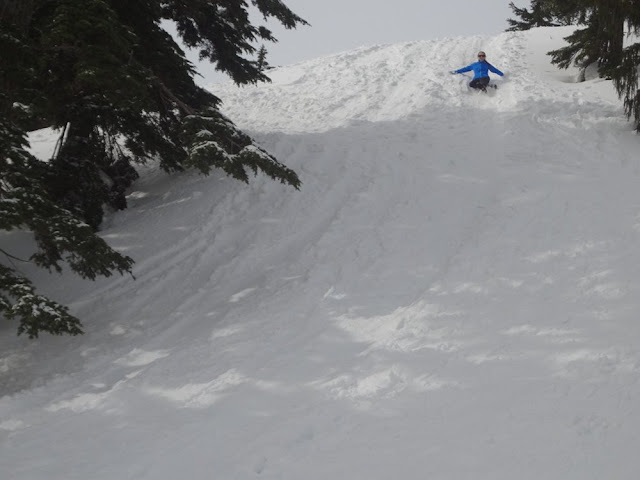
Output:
[469,77,490,90]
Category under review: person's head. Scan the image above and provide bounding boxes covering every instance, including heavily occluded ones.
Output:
[477,51,487,62]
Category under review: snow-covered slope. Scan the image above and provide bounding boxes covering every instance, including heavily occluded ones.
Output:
[2,27,640,479]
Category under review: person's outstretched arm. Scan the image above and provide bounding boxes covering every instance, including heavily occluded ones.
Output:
[453,64,473,74]
[487,63,504,76]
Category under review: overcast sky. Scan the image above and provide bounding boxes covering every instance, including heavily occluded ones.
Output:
[191,0,528,84]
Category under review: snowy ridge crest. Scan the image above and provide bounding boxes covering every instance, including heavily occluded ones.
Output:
[213,27,622,133]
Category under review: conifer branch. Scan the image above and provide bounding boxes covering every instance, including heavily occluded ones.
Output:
[156,80,197,116]
[0,247,29,263]
[1,0,305,337]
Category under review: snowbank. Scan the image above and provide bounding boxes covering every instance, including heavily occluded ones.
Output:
[1,27,639,480]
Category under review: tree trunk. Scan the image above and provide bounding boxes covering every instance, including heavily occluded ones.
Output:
[0,0,34,31]
[596,0,625,74]
[0,0,34,118]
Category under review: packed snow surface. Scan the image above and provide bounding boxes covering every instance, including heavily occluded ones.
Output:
[2,27,640,479]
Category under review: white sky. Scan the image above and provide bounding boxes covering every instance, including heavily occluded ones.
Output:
[191,0,526,84]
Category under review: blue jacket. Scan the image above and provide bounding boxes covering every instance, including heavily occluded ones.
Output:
[455,61,504,79]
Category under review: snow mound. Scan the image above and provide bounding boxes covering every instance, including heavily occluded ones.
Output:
[214,27,622,133]
[2,27,640,480]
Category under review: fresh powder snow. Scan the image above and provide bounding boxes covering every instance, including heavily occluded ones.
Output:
[1,27,640,479]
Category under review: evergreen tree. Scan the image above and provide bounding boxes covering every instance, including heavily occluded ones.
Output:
[509,1,640,131]
[546,0,640,131]
[506,0,577,31]
[1,0,131,337]
[256,45,271,72]
[1,0,307,337]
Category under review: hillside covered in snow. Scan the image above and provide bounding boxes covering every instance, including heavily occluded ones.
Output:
[2,27,640,479]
